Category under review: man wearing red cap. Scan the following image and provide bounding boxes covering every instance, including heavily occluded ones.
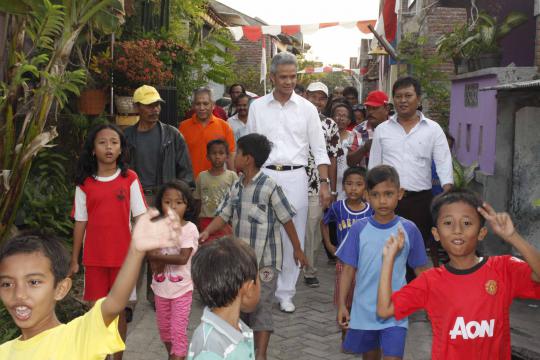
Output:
[346,90,390,168]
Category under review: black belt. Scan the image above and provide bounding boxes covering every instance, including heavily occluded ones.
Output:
[265,165,304,171]
[403,189,431,198]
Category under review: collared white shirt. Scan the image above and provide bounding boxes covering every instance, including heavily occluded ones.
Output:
[246,91,330,167]
[368,111,453,191]
[228,114,248,142]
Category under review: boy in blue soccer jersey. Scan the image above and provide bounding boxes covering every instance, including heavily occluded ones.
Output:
[336,164,428,359]
[322,166,373,341]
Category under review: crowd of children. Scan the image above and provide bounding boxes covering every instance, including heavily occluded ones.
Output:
[0,121,539,360]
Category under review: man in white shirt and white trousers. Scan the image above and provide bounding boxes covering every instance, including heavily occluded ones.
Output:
[369,76,453,267]
[247,52,332,313]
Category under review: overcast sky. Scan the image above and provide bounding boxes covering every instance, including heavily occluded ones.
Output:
[218,0,380,66]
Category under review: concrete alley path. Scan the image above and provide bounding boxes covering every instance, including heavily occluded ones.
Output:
[123,252,540,359]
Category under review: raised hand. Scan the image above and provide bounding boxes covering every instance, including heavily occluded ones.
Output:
[478,203,516,242]
[383,227,405,259]
[131,208,182,252]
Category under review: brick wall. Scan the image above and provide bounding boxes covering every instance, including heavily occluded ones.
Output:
[424,7,467,74]
[229,35,272,94]
[232,37,263,68]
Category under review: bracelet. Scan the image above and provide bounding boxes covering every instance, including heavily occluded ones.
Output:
[331,191,338,196]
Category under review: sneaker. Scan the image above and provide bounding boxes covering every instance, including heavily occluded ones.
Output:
[279,300,296,313]
[304,277,320,288]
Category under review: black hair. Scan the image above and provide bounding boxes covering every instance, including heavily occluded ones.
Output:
[323,95,344,116]
[228,83,246,95]
[191,237,258,309]
[75,123,130,185]
[206,139,229,155]
[431,188,485,226]
[388,102,395,116]
[343,86,359,99]
[236,93,251,102]
[0,232,70,286]
[236,133,272,168]
[294,84,305,94]
[154,180,197,223]
[392,76,422,97]
[352,104,367,118]
[330,101,354,123]
[342,166,367,184]
[366,165,400,191]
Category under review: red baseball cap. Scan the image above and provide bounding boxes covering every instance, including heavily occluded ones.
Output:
[364,90,389,107]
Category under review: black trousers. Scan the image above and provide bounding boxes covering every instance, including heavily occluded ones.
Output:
[396,190,442,280]
[396,190,434,246]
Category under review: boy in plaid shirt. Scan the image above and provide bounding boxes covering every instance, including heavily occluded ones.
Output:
[200,133,308,360]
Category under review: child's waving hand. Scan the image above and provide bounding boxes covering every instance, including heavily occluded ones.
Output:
[478,203,516,242]
[132,208,182,252]
[383,227,405,259]
[479,202,540,282]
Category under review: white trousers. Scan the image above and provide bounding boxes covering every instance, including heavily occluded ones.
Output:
[262,167,308,303]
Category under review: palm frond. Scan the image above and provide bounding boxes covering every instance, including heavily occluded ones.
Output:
[26,0,65,51]
[41,69,86,107]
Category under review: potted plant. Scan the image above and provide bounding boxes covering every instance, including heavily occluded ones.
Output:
[94,39,175,114]
[77,50,112,115]
[463,11,528,70]
[436,24,471,74]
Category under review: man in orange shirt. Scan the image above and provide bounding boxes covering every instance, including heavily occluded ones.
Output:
[179,87,236,177]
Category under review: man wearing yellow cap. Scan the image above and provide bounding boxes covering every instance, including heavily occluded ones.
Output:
[124,85,194,304]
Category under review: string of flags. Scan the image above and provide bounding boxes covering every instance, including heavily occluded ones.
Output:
[298,67,365,75]
[227,20,376,42]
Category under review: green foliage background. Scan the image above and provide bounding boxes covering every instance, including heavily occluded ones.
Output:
[398,33,450,128]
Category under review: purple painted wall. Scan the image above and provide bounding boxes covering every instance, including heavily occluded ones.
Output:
[449,75,498,174]
[477,0,535,67]
[498,0,535,67]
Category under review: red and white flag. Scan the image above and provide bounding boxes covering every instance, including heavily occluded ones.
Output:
[227,20,375,42]
[371,0,400,51]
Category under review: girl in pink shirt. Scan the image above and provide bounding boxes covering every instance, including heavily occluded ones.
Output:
[148,180,199,360]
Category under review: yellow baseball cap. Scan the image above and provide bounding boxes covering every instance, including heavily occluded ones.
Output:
[132,85,165,105]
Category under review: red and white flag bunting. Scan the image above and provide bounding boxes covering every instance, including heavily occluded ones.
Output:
[298,67,362,75]
[227,20,376,42]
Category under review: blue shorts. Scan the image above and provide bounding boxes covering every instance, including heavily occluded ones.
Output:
[342,326,407,357]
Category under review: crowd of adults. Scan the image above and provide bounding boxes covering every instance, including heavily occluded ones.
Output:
[125,51,453,313]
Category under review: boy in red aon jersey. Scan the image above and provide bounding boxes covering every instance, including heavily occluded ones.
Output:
[377,188,540,360]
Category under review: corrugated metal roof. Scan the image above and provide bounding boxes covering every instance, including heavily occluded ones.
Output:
[480,79,540,91]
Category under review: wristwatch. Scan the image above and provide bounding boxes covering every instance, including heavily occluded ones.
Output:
[319,178,330,185]
[331,191,338,196]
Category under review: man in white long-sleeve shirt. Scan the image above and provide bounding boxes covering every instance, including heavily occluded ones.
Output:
[369,76,453,267]
[247,52,331,315]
